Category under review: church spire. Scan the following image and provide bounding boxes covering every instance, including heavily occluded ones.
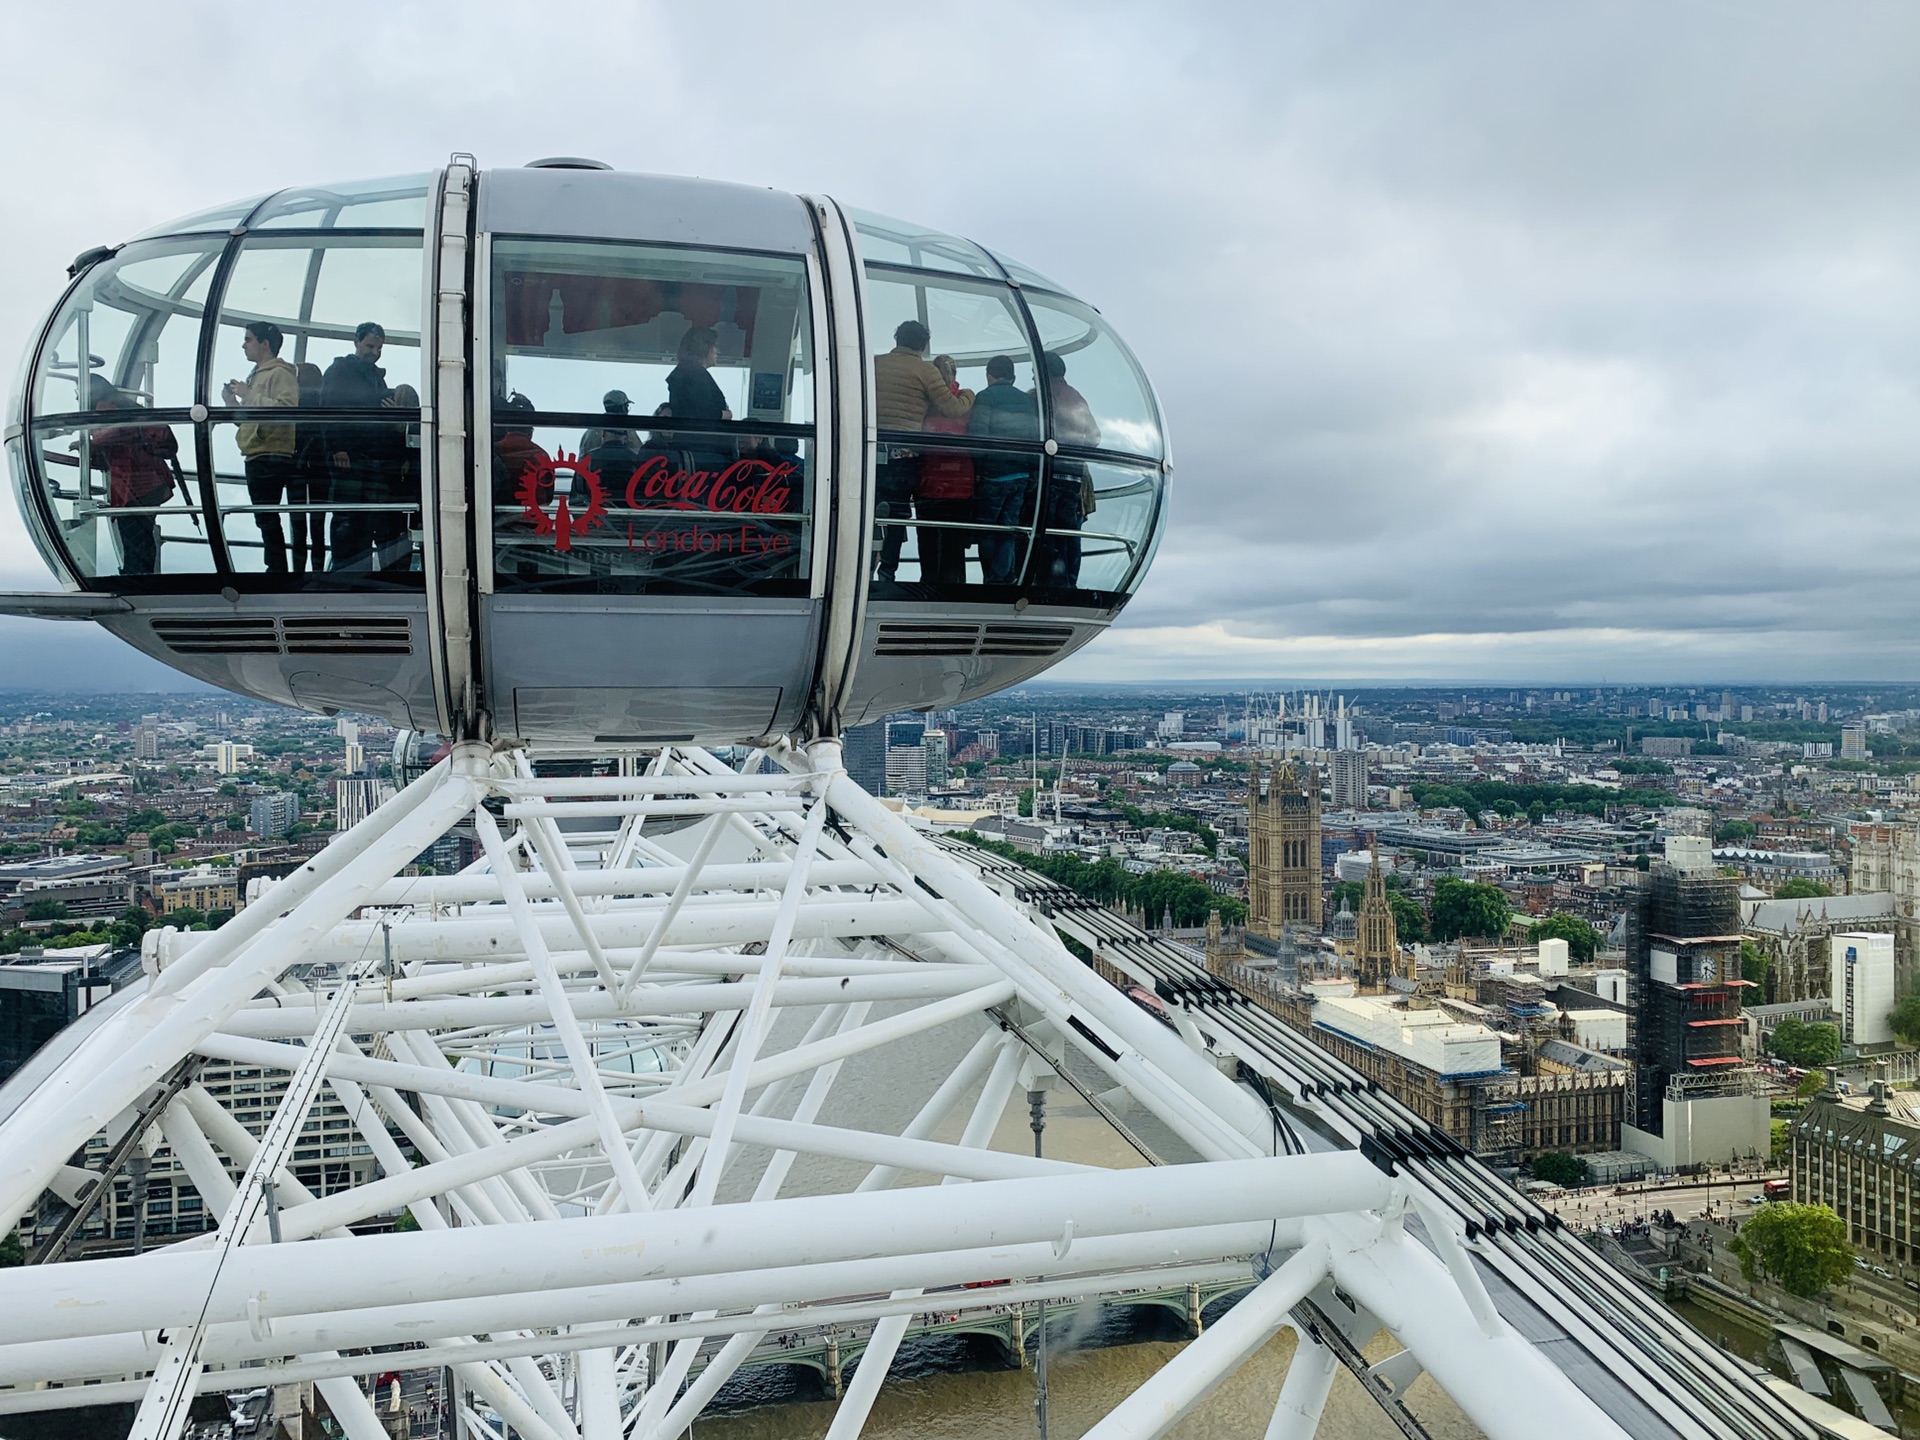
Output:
[1354,842,1404,992]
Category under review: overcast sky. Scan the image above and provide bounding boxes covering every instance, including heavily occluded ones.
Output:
[2,0,1917,688]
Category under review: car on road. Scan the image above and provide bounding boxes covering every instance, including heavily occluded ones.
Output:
[1855,1257,1872,1270]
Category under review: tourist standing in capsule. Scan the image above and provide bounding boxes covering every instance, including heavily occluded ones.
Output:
[915,354,975,584]
[322,322,407,571]
[968,354,1040,585]
[873,320,972,584]
[222,322,300,575]
[83,386,181,577]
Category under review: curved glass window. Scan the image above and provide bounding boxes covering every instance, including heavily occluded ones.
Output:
[865,267,1046,599]
[1036,459,1164,596]
[209,233,426,586]
[863,269,1036,400]
[25,196,430,592]
[127,193,272,242]
[871,437,1037,591]
[987,248,1067,294]
[249,174,431,231]
[215,234,425,396]
[1024,292,1163,460]
[490,238,815,596]
[211,418,422,583]
[34,240,222,416]
[30,421,213,579]
[848,208,1000,279]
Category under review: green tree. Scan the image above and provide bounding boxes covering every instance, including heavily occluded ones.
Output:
[1740,939,1771,989]
[1796,1070,1829,1099]
[1531,1152,1590,1188]
[1715,818,1758,844]
[1017,788,1034,818]
[1529,912,1602,963]
[126,808,166,832]
[0,1231,21,1267]
[1728,1203,1853,1297]
[1429,878,1512,942]
[1890,995,1920,1048]
[1769,1017,1843,1068]
[1771,1120,1791,1167]
[1330,880,1364,913]
[23,898,68,922]
[225,814,246,831]
[1775,878,1833,899]
[1389,893,1428,943]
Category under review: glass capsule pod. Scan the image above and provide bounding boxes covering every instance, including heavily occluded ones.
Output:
[4,160,1170,743]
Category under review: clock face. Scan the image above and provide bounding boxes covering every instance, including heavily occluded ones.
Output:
[1698,954,1719,983]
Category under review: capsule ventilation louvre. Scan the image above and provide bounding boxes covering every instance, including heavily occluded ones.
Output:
[874,621,1074,659]
[151,616,413,656]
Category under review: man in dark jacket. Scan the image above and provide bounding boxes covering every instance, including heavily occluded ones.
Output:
[967,355,1039,585]
[321,322,408,571]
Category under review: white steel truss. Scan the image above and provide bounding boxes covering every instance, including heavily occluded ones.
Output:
[0,740,1633,1440]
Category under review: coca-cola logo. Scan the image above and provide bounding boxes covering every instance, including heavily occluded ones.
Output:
[516,452,608,553]
[621,456,797,515]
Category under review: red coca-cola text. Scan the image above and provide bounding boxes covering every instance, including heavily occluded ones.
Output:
[622,456,797,515]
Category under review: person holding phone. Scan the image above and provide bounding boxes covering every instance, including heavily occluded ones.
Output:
[222,321,300,574]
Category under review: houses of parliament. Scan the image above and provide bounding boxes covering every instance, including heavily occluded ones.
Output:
[1231,760,1410,990]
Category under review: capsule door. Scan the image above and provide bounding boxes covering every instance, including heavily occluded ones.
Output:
[470,174,827,745]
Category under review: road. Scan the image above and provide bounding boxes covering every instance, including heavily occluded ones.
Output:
[1541,1174,1777,1232]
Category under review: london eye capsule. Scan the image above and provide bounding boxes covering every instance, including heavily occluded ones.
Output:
[3,159,1170,743]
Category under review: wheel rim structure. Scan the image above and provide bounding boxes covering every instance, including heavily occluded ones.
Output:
[0,742,1659,1440]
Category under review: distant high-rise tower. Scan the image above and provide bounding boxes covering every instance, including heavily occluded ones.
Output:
[1248,761,1322,937]
[1353,846,1406,991]
[1329,749,1368,810]
[842,720,888,794]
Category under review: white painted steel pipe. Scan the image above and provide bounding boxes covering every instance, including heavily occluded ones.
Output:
[216,971,992,1038]
[374,949,950,1000]
[272,1099,1086,1243]
[502,797,804,820]
[0,1156,1384,1346]
[297,895,942,964]
[365,858,885,906]
[0,1259,1254,1397]
[1325,1216,1630,1440]
[1263,1332,1338,1440]
[493,773,814,796]
[1079,1242,1330,1440]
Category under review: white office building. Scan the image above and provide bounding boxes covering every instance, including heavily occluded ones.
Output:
[1832,931,1896,1047]
[884,745,927,798]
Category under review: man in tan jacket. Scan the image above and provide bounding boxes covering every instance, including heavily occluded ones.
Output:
[223,321,302,575]
[872,320,972,582]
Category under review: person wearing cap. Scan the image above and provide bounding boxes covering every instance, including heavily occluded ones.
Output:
[580,389,637,454]
[580,388,645,492]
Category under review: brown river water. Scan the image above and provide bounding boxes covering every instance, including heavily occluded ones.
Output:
[694,1009,1485,1438]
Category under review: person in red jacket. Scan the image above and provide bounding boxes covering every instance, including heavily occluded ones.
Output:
[86,387,180,576]
[915,354,975,584]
